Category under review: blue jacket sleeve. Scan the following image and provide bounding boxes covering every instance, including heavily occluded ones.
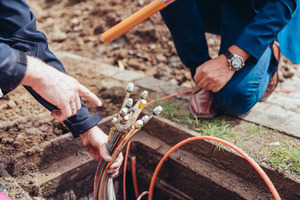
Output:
[0,0,102,138]
[0,43,27,92]
[278,1,300,64]
[235,0,296,60]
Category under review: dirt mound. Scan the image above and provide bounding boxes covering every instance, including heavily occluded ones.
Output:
[27,0,195,89]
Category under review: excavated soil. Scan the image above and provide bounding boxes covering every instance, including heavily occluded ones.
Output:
[29,0,196,88]
[2,0,190,159]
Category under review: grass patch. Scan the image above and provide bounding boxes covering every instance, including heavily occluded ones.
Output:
[246,124,264,135]
[147,100,235,141]
[245,124,278,136]
[193,118,235,142]
[264,147,300,175]
[148,99,300,175]
[148,100,189,120]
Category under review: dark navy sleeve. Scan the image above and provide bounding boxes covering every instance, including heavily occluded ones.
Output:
[0,0,102,138]
[235,0,296,60]
[0,43,27,92]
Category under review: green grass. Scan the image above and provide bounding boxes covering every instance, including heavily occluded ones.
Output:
[265,147,300,175]
[193,118,235,141]
[246,124,264,135]
[147,100,190,121]
[245,124,278,136]
[148,99,300,176]
[148,100,235,141]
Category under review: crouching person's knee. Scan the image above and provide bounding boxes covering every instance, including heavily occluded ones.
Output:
[212,86,258,116]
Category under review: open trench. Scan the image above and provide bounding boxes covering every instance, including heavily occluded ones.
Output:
[0,112,299,200]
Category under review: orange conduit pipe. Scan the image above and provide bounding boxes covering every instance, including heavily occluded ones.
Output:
[101,0,171,43]
[131,156,140,199]
[148,136,281,200]
[123,141,131,200]
[121,89,192,200]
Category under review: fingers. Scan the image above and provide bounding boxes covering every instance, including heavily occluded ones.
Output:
[108,153,123,177]
[99,142,113,162]
[75,95,81,111]
[211,85,221,93]
[198,77,208,89]
[70,101,76,116]
[51,110,63,121]
[51,104,72,121]
[204,84,212,92]
[51,96,81,121]
[70,95,81,116]
[78,83,102,107]
[109,153,123,170]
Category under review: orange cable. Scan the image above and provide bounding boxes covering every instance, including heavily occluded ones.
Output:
[274,89,300,93]
[123,141,131,200]
[94,158,103,198]
[146,90,193,107]
[148,136,281,200]
[98,128,135,199]
[97,87,283,200]
[121,89,192,200]
[131,156,140,199]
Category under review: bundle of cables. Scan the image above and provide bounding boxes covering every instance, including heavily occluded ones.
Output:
[93,83,281,200]
[94,83,163,200]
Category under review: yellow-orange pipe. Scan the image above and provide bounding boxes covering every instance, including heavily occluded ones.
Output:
[101,0,167,43]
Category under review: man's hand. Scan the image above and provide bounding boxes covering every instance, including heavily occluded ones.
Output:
[194,45,250,93]
[194,55,234,92]
[80,126,123,178]
[21,56,102,121]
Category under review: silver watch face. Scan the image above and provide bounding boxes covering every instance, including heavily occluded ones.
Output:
[231,55,244,69]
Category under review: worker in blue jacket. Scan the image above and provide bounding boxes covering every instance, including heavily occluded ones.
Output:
[161,0,299,118]
[0,0,122,176]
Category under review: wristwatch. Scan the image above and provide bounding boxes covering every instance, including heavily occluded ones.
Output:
[223,50,245,71]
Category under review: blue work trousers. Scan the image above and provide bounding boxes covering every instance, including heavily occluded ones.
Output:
[160,0,278,115]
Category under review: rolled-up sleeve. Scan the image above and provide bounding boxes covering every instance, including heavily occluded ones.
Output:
[235,0,296,60]
[0,43,27,92]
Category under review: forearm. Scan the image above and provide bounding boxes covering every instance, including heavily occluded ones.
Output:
[21,56,102,138]
[0,0,103,138]
[24,85,102,137]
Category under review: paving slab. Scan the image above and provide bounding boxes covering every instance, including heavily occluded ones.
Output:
[56,51,145,82]
[242,70,300,138]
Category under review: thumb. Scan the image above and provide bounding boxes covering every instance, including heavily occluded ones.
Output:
[99,143,113,162]
[78,83,102,107]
